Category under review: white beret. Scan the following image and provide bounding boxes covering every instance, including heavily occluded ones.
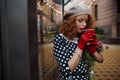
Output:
[63,4,90,20]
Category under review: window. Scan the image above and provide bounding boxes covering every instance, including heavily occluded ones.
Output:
[117,23,120,37]
[94,5,98,20]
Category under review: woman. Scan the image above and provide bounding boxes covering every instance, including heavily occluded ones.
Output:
[53,4,103,80]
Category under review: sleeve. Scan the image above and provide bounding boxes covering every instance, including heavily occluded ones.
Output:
[53,34,72,76]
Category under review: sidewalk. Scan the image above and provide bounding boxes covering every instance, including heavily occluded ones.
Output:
[94,44,120,80]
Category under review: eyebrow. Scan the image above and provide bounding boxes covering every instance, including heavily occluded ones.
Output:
[76,18,88,22]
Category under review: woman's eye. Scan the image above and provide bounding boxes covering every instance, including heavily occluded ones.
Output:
[78,19,83,22]
[76,18,88,23]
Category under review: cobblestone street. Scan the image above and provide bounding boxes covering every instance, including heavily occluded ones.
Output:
[38,43,58,80]
[94,44,120,80]
[38,43,120,80]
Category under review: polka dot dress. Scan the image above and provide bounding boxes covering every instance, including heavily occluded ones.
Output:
[53,34,89,80]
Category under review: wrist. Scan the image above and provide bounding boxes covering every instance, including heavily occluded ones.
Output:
[77,44,84,50]
[75,51,82,58]
[75,47,83,57]
[77,42,85,50]
[88,48,96,54]
[90,50,96,54]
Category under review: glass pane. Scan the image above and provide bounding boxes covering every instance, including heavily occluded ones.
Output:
[37,1,62,80]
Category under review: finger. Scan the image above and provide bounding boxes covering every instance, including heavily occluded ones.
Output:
[88,38,96,42]
[86,43,90,45]
[87,41,98,45]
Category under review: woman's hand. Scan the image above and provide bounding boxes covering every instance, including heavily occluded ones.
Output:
[86,41,98,54]
[77,29,97,50]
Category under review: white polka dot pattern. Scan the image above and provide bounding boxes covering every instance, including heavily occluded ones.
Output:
[53,34,89,80]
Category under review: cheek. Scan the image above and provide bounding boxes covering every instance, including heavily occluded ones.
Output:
[76,24,86,32]
[76,22,82,28]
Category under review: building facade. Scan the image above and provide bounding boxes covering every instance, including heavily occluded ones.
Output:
[93,0,120,43]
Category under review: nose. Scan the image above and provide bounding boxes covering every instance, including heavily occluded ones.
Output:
[82,20,86,26]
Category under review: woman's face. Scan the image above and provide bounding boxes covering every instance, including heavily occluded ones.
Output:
[76,14,88,33]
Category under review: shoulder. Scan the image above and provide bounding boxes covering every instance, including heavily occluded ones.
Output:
[54,34,64,40]
[54,34,67,44]
[54,33,69,40]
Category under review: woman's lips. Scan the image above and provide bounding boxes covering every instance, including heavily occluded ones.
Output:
[80,28,85,31]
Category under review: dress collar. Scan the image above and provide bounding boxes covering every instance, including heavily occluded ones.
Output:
[59,33,78,44]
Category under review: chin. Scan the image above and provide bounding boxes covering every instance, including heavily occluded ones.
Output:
[78,30,82,33]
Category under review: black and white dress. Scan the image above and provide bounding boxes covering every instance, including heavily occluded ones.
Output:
[53,34,89,80]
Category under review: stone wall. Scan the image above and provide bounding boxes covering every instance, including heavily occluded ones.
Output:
[93,0,117,38]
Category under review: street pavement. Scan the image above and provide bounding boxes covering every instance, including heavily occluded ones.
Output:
[94,44,120,80]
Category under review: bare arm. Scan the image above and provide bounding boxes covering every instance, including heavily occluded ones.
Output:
[68,30,96,72]
[92,52,103,63]
[68,47,83,72]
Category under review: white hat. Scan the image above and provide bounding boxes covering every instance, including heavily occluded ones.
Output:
[63,4,90,20]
